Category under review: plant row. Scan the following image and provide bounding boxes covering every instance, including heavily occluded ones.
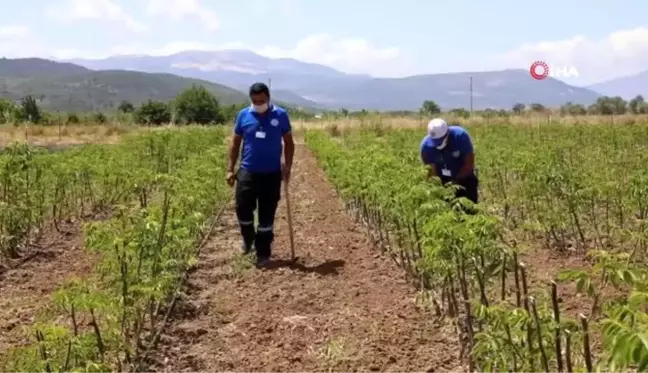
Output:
[305,127,648,372]
[0,128,216,259]
[1,127,231,372]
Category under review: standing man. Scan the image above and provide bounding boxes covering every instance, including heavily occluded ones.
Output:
[420,118,479,205]
[226,82,294,267]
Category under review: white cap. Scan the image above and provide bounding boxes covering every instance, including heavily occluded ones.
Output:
[427,118,448,139]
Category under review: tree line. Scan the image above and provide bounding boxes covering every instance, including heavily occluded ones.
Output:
[418,95,648,117]
[2,85,647,126]
[323,95,648,119]
[0,85,318,125]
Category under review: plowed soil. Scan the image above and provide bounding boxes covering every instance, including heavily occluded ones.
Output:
[150,145,466,372]
[0,219,100,359]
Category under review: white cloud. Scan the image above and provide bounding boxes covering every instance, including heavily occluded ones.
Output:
[491,27,648,84]
[0,25,46,58]
[144,0,219,31]
[50,41,243,59]
[48,0,146,32]
[0,25,30,39]
[256,34,409,77]
[44,34,409,77]
[11,23,648,83]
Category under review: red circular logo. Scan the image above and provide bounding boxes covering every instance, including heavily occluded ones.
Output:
[530,61,549,80]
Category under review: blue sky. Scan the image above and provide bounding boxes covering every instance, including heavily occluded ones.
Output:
[1,0,648,85]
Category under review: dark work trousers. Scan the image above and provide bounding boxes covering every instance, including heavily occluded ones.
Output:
[441,173,479,208]
[235,168,282,259]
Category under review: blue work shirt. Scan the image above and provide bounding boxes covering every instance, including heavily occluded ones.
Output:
[234,104,291,174]
[420,126,474,179]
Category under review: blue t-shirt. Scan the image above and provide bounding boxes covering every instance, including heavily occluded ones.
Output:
[420,126,474,178]
[234,104,291,173]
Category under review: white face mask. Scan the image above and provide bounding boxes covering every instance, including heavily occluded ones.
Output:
[253,103,269,113]
[436,136,448,149]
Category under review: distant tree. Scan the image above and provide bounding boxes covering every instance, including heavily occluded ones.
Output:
[607,96,627,115]
[512,103,525,114]
[339,108,349,117]
[221,103,248,124]
[449,108,470,119]
[67,112,80,124]
[135,100,171,126]
[174,85,223,125]
[17,95,42,123]
[0,99,15,124]
[118,100,135,113]
[587,103,599,115]
[629,95,648,114]
[93,112,107,124]
[529,103,546,113]
[421,100,441,115]
[590,96,627,115]
[560,102,586,115]
[482,108,499,118]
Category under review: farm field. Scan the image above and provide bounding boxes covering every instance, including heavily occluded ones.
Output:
[0,127,231,371]
[1,119,647,372]
[304,121,648,372]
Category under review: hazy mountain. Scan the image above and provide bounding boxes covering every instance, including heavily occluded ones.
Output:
[0,57,89,77]
[0,58,250,112]
[66,50,603,111]
[290,69,603,110]
[65,50,340,108]
[587,70,648,99]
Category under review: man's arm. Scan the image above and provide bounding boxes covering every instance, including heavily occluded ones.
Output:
[454,131,475,181]
[228,112,244,173]
[283,132,295,168]
[426,165,438,180]
[455,152,475,180]
[281,111,294,170]
[227,135,242,172]
[420,141,438,180]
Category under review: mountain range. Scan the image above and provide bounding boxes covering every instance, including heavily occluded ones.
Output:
[0,57,249,112]
[1,50,646,113]
[588,70,648,99]
[66,50,617,111]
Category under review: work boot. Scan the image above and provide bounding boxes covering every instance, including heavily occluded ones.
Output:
[240,228,256,255]
[254,231,273,259]
[241,242,254,255]
[255,255,270,268]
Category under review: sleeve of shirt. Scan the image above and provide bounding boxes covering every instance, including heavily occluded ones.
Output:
[233,111,243,136]
[458,130,474,154]
[420,139,433,164]
[280,111,292,135]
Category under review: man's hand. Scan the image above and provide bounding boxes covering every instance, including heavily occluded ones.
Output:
[282,163,291,183]
[226,170,236,187]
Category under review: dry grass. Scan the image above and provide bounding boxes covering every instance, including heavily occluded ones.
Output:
[3,113,647,148]
[0,123,159,147]
[292,113,648,128]
[289,113,648,137]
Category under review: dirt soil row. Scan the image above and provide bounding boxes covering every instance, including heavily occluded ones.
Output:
[148,145,465,372]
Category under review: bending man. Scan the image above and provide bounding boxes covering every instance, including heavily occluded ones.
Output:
[420,118,479,204]
[226,82,295,267]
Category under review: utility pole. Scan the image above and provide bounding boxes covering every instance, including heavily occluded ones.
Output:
[268,78,272,89]
[469,76,473,115]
